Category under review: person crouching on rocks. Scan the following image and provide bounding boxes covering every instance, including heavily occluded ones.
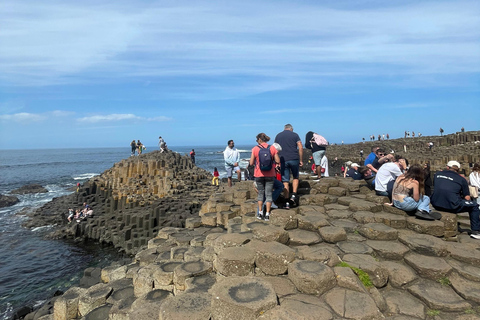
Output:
[392,164,441,220]
[67,208,74,223]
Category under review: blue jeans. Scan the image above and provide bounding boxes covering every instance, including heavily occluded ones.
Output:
[434,200,480,232]
[280,159,300,182]
[394,195,430,213]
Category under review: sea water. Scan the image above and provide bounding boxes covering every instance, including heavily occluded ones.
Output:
[0,145,252,318]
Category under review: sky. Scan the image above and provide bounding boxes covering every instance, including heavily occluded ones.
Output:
[0,0,479,149]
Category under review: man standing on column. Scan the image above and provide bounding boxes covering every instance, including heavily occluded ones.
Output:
[275,124,303,208]
[224,140,241,187]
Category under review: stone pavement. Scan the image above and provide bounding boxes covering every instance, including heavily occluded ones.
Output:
[33,176,480,320]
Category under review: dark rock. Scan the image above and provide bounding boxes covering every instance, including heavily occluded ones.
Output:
[0,194,20,208]
[11,184,48,194]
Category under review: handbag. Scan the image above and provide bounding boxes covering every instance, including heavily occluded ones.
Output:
[469,185,479,198]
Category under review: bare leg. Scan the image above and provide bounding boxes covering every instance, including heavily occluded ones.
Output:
[292,179,299,194]
[316,166,322,178]
[258,200,264,213]
[236,170,241,182]
[283,182,289,199]
[265,201,271,213]
[228,177,232,187]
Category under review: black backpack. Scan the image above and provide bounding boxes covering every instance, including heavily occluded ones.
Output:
[257,145,273,171]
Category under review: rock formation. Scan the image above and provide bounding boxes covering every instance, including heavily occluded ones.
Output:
[11,183,48,194]
[0,193,20,208]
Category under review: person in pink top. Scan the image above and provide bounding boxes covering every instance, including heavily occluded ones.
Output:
[249,133,280,221]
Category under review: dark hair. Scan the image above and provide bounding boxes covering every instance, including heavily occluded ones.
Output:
[358,166,371,176]
[214,167,218,172]
[256,133,270,143]
[227,140,234,145]
[473,163,480,172]
[376,148,385,155]
[371,146,379,152]
[401,164,425,194]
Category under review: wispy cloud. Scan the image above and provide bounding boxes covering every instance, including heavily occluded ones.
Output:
[0,112,46,123]
[0,0,479,98]
[77,114,171,123]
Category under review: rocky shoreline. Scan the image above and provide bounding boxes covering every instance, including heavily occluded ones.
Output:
[15,131,480,319]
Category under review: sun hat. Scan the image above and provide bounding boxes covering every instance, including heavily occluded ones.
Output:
[447,160,461,168]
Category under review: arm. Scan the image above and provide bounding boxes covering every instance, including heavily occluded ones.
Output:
[297,141,303,166]
[249,152,255,167]
[411,180,420,202]
[367,164,378,173]
[234,150,240,167]
[378,154,394,165]
[274,153,280,165]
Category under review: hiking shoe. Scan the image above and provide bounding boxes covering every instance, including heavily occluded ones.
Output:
[284,202,290,210]
[264,213,270,221]
[290,194,296,202]
[257,211,264,220]
[470,231,480,240]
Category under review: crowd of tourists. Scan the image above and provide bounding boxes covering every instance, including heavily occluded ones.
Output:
[344,145,480,239]
[67,202,93,223]
[219,124,479,240]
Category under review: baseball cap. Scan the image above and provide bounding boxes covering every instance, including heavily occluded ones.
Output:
[272,143,282,152]
[351,163,359,167]
[447,160,461,168]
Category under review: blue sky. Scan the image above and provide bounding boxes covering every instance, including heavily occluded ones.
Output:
[0,0,479,149]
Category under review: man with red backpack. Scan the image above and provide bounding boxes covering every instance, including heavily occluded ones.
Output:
[305,131,328,179]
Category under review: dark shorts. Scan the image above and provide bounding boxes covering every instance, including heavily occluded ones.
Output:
[280,159,300,182]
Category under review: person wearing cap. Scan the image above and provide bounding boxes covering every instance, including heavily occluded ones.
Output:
[345,163,363,180]
[431,161,480,239]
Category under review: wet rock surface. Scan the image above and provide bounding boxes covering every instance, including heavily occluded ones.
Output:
[11,183,49,194]
[0,193,20,208]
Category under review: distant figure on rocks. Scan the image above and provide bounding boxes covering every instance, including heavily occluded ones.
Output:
[428,142,434,151]
[431,161,480,239]
[224,140,241,187]
[382,134,385,141]
[405,131,407,138]
[67,208,74,223]
[362,137,365,143]
[212,167,219,186]
[275,124,303,206]
[130,140,137,156]
[418,132,422,137]
[305,131,328,179]
[158,136,166,153]
[190,149,196,163]
[461,127,465,133]
[378,134,381,141]
[360,149,364,159]
[137,140,143,155]
[440,127,444,136]
[387,133,389,139]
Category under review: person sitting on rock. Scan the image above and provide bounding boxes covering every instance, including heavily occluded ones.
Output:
[358,166,375,188]
[431,161,480,239]
[368,148,392,173]
[392,164,441,220]
[374,155,407,197]
[364,146,379,167]
[345,163,363,180]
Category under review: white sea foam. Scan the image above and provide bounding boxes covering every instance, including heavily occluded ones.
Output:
[73,173,99,180]
[31,225,56,232]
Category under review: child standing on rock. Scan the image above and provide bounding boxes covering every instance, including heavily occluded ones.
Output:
[212,167,219,186]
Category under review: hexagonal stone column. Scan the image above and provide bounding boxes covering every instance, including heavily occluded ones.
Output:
[247,240,296,275]
[129,289,172,320]
[215,247,255,276]
[211,277,277,320]
[173,261,213,291]
[78,283,113,316]
[318,226,347,243]
[153,261,183,291]
[288,260,336,295]
[358,223,398,240]
[342,254,389,288]
[159,292,211,320]
[324,288,383,319]
[54,287,87,320]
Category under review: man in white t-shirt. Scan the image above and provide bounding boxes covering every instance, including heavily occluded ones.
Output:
[320,155,329,177]
[224,140,241,187]
[374,155,407,196]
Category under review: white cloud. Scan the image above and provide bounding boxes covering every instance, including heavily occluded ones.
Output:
[77,114,171,123]
[0,112,46,122]
[0,0,479,97]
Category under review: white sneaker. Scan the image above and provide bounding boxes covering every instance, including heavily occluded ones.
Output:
[257,211,263,220]
[264,213,270,221]
[470,231,480,240]
[271,203,278,209]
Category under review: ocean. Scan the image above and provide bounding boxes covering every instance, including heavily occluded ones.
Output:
[0,145,252,319]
